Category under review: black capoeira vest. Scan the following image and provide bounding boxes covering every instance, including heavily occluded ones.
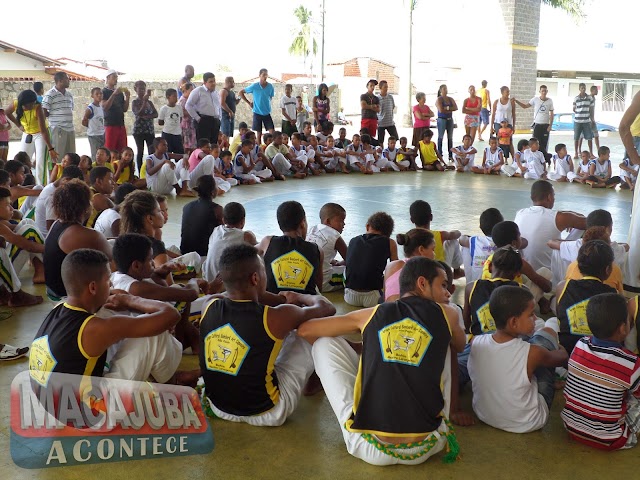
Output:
[468,278,520,336]
[264,235,320,295]
[558,277,616,337]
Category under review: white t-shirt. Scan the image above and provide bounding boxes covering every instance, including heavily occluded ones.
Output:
[523,150,546,177]
[110,272,138,292]
[145,153,169,190]
[202,225,246,282]
[86,103,105,136]
[620,159,640,181]
[468,334,549,433]
[461,235,496,283]
[94,208,120,238]
[529,97,554,125]
[158,105,183,135]
[306,224,342,283]
[279,95,297,121]
[514,206,560,271]
[34,183,57,237]
[552,154,572,177]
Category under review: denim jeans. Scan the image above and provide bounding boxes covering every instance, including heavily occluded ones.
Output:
[437,117,454,159]
[528,329,558,408]
[221,113,234,138]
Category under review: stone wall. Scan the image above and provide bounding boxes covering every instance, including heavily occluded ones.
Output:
[0,81,340,141]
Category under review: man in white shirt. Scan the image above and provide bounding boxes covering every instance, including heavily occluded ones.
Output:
[41,72,76,158]
[34,166,84,237]
[515,85,554,161]
[185,72,221,144]
[514,180,587,273]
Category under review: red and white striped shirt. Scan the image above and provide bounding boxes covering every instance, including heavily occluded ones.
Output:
[561,337,640,450]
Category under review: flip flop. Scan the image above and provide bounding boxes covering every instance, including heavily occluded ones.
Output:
[0,344,29,361]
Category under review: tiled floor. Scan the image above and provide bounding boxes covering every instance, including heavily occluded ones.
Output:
[1,132,636,479]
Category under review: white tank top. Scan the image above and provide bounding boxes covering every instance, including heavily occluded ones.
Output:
[590,159,610,179]
[93,208,120,238]
[578,161,590,174]
[469,235,496,282]
[514,206,560,271]
[494,98,513,124]
[202,225,246,281]
[306,223,341,281]
[468,334,549,433]
[484,147,502,166]
[86,104,105,136]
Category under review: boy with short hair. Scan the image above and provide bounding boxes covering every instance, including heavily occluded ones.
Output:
[556,240,617,353]
[585,146,621,188]
[561,292,640,450]
[522,137,547,180]
[468,285,568,433]
[85,166,115,228]
[30,249,182,383]
[288,133,309,178]
[280,84,298,136]
[265,131,301,179]
[472,136,503,175]
[145,137,193,196]
[203,202,257,282]
[382,136,406,170]
[548,143,576,182]
[158,88,184,154]
[344,211,398,307]
[0,187,45,306]
[199,243,335,426]
[316,121,334,145]
[306,203,348,292]
[334,127,351,149]
[257,201,322,295]
[459,207,504,282]
[218,150,238,184]
[452,134,477,173]
[230,121,249,156]
[344,134,367,173]
[298,257,466,466]
[418,129,446,171]
[82,87,105,161]
[234,139,270,184]
[620,155,640,190]
[397,136,418,170]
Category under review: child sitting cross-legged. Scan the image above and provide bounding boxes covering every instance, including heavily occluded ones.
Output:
[468,285,568,433]
[472,136,503,175]
[344,212,398,307]
[562,292,640,450]
[418,129,447,171]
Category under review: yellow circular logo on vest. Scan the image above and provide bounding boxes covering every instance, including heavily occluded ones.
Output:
[270,250,314,291]
[378,318,432,367]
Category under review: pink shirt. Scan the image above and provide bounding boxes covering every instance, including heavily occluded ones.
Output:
[384,259,407,300]
[413,104,432,128]
[0,111,9,142]
[188,148,203,172]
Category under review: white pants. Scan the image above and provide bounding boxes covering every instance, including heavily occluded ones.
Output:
[548,171,577,182]
[149,163,180,195]
[270,153,292,176]
[215,176,235,192]
[0,219,45,292]
[375,157,400,171]
[501,164,517,177]
[173,251,202,274]
[19,186,42,219]
[312,337,450,466]
[323,156,340,170]
[187,155,214,189]
[456,159,473,172]
[207,333,314,426]
[524,267,553,304]
[344,288,380,307]
[20,131,48,186]
[524,170,542,180]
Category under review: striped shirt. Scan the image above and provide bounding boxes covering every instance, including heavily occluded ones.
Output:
[573,94,594,123]
[377,93,396,127]
[41,87,74,130]
[561,337,640,450]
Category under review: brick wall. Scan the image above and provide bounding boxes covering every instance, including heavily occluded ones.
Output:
[367,60,399,94]
[0,81,339,141]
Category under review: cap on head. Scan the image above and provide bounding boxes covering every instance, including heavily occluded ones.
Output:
[105,69,117,79]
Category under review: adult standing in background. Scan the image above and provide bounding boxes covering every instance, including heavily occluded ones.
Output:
[185,72,222,145]
[376,80,398,144]
[312,83,331,132]
[435,84,458,161]
[33,82,44,103]
[42,72,76,157]
[101,69,130,154]
[220,76,238,137]
[572,83,595,159]
[491,86,516,135]
[462,85,481,145]
[515,85,554,160]
[477,80,491,142]
[131,80,158,173]
[239,68,275,144]
[618,90,640,291]
[4,90,58,185]
[360,79,380,138]
[412,92,434,147]
[178,65,195,98]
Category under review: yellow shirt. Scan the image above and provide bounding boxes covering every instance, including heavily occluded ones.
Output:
[230,134,243,156]
[419,140,438,165]
[630,113,640,137]
[94,161,115,173]
[13,99,43,134]
[479,88,488,109]
[565,261,623,293]
[113,161,132,184]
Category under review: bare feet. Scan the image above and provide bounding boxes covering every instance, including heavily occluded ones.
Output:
[178,188,196,197]
[8,289,43,307]
[32,258,45,284]
[293,172,306,179]
[174,369,201,387]
[450,410,476,427]
[303,371,323,396]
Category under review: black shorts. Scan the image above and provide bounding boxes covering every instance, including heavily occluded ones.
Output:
[253,113,274,132]
[499,144,510,159]
[0,141,8,147]
[161,132,184,154]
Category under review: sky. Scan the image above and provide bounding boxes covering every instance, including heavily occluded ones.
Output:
[1,0,637,80]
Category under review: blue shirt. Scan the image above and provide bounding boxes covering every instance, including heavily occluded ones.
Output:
[245,82,274,116]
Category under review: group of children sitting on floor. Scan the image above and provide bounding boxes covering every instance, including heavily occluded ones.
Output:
[22,176,640,466]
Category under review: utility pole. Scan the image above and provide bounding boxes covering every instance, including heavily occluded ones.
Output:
[405,1,415,127]
[320,0,325,81]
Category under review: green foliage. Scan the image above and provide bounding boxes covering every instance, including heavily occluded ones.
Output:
[542,0,586,19]
[289,5,318,59]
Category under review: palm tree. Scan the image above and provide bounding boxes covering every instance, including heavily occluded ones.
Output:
[543,0,586,18]
[289,5,318,78]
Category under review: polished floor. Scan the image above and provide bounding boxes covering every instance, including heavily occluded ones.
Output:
[1,132,637,479]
